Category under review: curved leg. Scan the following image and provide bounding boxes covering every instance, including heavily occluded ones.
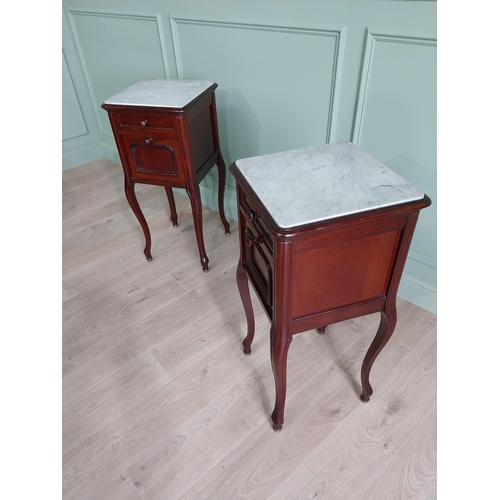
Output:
[360,306,397,402]
[237,259,255,355]
[124,180,152,261]
[316,326,328,335]
[216,155,231,236]
[270,323,292,432]
[186,184,209,272]
[164,187,178,228]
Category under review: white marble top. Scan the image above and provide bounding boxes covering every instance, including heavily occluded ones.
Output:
[103,79,215,108]
[234,141,425,229]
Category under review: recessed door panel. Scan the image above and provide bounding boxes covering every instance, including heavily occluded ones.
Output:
[292,229,401,319]
[121,135,186,185]
[243,226,272,308]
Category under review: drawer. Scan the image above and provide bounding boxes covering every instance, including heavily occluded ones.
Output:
[239,198,273,255]
[116,111,175,131]
[244,226,272,307]
[120,133,186,185]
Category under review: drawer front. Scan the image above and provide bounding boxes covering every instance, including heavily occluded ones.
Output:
[239,198,273,256]
[120,133,186,185]
[116,112,175,131]
[243,226,272,306]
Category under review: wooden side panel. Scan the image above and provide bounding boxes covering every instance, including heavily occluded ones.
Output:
[188,105,216,172]
[291,229,401,319]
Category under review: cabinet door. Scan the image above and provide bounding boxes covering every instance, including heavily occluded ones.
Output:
[243,226,272,308]
[120,133,186,185]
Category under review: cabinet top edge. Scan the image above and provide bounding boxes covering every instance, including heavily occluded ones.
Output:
[231,142,429,229]
[102,79,217,109]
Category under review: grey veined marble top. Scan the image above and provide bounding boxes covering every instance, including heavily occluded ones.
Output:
[103,79,215,108]
[234,142,425,229]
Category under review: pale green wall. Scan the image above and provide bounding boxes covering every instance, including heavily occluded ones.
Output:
[62,0,437,313]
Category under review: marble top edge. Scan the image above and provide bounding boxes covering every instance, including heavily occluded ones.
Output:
[103,79,216,108]
[234,141,426,228]
[271,195,425,229]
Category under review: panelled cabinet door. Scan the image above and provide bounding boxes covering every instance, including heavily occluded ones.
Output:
[120,133,186,185]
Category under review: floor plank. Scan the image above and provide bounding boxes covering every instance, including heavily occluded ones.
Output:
[62,352,171,455]
[90,472,143,500]
[62,158,120,189]
[62,221,115,255]
[62,273,186,363]
[62,208,222,300]
[62,265,238,401]
[359,407,437,500]
[62,329,269,500]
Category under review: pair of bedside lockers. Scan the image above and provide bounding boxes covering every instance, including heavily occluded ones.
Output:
[102,79,431,431]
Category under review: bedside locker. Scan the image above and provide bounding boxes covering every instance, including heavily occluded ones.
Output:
[230,142,431,431]
[102,79,230,272]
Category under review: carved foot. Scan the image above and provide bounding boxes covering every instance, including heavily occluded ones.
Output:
[243,337,253,355]
[201,255,209,273]
[316,326,327,335]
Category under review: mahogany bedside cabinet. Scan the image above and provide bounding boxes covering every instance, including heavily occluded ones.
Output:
[102,79,230,272]
[229,141,431,431]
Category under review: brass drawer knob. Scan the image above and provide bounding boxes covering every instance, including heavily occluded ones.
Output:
[140,120,148,127]
[246,233,263,247]
[144,138,154,145]
[240,200,257,222]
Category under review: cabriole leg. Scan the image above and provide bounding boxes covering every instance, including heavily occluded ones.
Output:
[237,259,255,355]
[216,156,231,236]
[124,180,153,262]
[164,187,178,228]
[186,185,209,272]
[270,323,292,432]
[360,306,397,402]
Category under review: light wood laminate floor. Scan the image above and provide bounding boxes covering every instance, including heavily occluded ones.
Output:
[62,159,437,500]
